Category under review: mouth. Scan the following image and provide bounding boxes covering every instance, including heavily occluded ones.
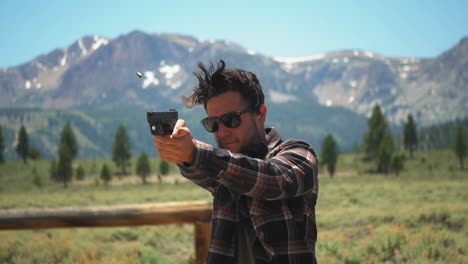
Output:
[219,140,237,149]
[222,141,234,147]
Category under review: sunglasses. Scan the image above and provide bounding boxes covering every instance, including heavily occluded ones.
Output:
[201,106,254,133]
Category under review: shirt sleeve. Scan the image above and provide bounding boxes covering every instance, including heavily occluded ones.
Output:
[177,140,219,194]
[179,139,318,200]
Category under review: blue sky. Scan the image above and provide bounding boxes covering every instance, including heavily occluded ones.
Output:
[0,0,467,68]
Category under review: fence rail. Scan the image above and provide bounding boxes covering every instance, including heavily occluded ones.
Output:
[0,200,212,264]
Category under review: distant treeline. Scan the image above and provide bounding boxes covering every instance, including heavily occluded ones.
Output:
[416,117,468,151]
[0,107,466,161]
[0,104,368,159]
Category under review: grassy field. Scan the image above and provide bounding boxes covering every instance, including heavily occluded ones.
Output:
[0,150,467,263]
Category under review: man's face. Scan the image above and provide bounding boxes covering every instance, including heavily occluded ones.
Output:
[206,91,266,153]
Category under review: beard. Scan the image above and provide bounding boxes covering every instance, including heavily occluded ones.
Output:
[216,126,264,154]
[216,137,241,153]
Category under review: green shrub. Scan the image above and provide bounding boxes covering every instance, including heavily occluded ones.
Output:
[28,147,41,160]
[159,160,170,176]
[32,168,43,188]
[100,164,112,185]
[75,165,85,181]
[111,230,139,241]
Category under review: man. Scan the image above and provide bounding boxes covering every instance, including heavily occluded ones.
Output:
[154,60,319,263]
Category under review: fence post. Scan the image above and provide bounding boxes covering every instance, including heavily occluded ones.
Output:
[194,221,211,264]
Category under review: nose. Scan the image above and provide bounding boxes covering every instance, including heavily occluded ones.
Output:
[216,121,230,136]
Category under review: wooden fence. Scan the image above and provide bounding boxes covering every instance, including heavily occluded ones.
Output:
[0,200,212,264]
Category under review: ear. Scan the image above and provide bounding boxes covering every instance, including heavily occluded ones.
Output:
[258,104,268,124]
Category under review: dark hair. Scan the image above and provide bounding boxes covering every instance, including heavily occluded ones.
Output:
[183,60,264,110]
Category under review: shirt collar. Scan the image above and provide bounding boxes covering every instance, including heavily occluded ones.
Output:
[240,127,282,159]
[265,127,282,153]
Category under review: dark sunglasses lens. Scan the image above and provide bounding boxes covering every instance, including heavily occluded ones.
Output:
[221,112,241,128]
[202,118,218,132]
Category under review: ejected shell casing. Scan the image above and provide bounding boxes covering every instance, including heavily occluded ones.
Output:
[136,72,143,78]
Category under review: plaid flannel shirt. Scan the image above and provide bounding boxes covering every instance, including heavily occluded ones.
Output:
[178,128,319,264]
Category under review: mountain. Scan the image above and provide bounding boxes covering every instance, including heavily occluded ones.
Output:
[0,31,316,111]
[0,31,467,159]
[274,37,468,125]
[1,31,466,125]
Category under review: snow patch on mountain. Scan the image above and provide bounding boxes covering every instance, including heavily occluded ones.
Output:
[168,79,183,89]
[159,64,180,79]
[364,51,374,58]
[158,64,183,89]
[92,35,109,50]
[142,71,160,88]
[78,39,88,56]
[269,90,298,103]
[198,38,216,44]
[247,49,257,55]
[273,54,326,64]
[60,52,68,66]
[273,54,327,72]
[401,58,420,64]
[34,61,46,71]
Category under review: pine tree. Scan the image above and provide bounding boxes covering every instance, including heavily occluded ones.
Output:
[0,126,4,164]
[363,105,397,173]
[112,124,132,176]
[100,164,112,186]
[136,152,151,184]
[390,152,405,176]
[16,125,29,164]
[454,125,466,170]
[60,122,78,159]
[321,134,339,177]
[364,105,388,159]
[57,144,73,188]
[76,165,85,181]
[56,123,78,188]
[377,133,395,173]
[403,114,418,159]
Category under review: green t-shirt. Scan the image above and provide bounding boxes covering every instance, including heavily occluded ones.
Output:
[236,220,256,264]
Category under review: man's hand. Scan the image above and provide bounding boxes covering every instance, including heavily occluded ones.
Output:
[153,119,196,164]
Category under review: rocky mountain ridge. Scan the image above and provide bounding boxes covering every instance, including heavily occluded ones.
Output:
[1,31,467,125]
